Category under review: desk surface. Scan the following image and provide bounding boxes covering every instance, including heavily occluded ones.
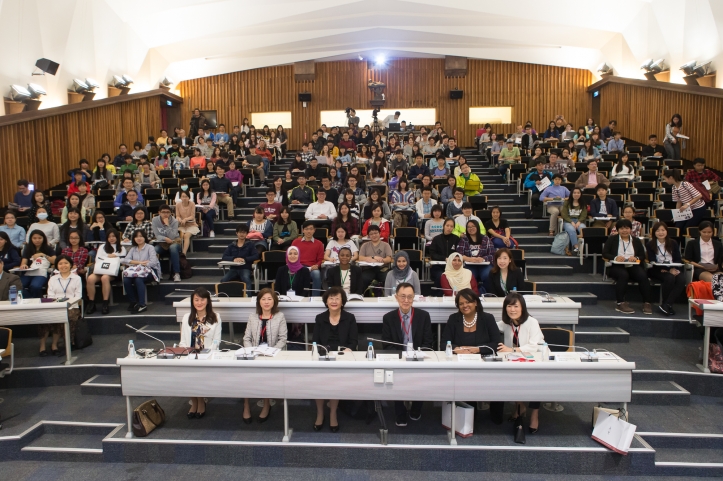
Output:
[173,296,581,326]
[689,299,723,327]
[118,351,633,402]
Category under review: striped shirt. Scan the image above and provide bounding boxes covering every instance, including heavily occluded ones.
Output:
[672,182,705,210]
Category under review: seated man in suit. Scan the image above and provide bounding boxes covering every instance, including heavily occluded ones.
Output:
[382,283,434,427]
[0,258,22,301]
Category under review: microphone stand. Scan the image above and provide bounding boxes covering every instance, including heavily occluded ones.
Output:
[286,340,334,361]
[367,337,425,361]
[220,339,257,360]
[542,343,598,362]
[126,324,174,359]
[513,291,555,302]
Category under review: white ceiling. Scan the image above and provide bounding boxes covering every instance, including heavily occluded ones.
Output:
[1,0,723,114]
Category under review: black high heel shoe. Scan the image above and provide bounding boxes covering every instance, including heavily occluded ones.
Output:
[187,411,197,419]
[258,406,271,423]
[528,425,538,434]
[313,419,324,431]
[330,423,339,433]
[243,416,252,425]
[195,411,205,419]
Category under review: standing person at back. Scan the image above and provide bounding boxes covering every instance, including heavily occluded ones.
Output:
[664,114,683,160]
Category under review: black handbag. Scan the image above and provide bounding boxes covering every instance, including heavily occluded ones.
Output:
[73,317,93,349]
[513,404,526,444]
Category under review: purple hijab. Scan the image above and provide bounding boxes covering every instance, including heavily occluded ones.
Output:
[286,246,303,274]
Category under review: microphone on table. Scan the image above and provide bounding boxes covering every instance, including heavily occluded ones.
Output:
[540,342,598,362]
[220,339,257,360]
[477,345,502,361]
[367,337,425,361]
[126,324,174,359]
[512,291,555,302]
[286,340,333,360]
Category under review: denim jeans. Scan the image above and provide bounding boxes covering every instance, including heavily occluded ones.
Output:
[562,219,584,247]
[309,268,322,295]
[21,274,47,298]
[466,263,492,293]
[221,268,253,292]
[123,274,154,306]
[155,242,181,274]
[201,209,215,232]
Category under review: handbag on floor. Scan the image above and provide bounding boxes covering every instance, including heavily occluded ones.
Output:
[708,328,723,374]
[591,405,628,428]
[550,231,569,255]
[591,410,636,455]
[132,399,166,437]
[73,309,92,349]
[442,401,475,438]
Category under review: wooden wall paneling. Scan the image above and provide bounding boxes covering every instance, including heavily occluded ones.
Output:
[598,82,723,170]
[0,96,161,203]
[177,58,593,150]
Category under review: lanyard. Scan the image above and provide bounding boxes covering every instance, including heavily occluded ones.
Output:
[288,273,295,287]
[340,268,350,287]
[621,240,631,255]
[657,244,669,261]
[57,277,72,296]
[398,308,414,337]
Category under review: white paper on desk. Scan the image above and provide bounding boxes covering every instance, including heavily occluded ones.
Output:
[322,261,339,266]
[457,353,482,361]
[703,180,711,191]
[593,217,614,221]
[523,295,544,303]
[357,261,383,267]
[232,182,239,187]
[429,261,446,265]
[554,352,581,362]
[537,177,551,192]
[587,351,618,361]
[672,208,693,222]
[256,346,280,357]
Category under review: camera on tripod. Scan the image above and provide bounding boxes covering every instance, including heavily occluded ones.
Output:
[372,108,380,119]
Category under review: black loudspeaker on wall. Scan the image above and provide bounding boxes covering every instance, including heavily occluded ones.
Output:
[298,93,312,102]
[449,90,463,100]
[35,58,60,76]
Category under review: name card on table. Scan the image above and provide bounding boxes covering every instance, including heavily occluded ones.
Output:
[376,354,401,361]
[457,354,482,362]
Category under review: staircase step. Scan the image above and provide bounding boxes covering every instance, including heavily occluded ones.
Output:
[575,325,629,343]
[525,265,575,275]
[552,292,598,305]
[632,381,690,405]
[80,374,122,396]
[137,324,180,340]
[19,422,118,462]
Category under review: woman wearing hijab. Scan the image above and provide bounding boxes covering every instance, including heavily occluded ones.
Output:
[274,246,311,297]
[384,250,421,294]
[440,252,478,296]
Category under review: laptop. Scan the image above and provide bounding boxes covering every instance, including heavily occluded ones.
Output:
[388,123,401,132]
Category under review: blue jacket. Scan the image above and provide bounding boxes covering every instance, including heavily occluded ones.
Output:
[523,170,553,193]
[221,240,259,270]
[114,189,144,208]
[590,197,619,218]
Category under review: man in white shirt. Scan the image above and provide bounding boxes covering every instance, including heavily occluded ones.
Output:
[305,190,337,222]
[382,111,401,129]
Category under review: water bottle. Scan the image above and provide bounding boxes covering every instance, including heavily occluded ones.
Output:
[512,287,517,291]
[212,339,220,351]
[367,342,375,360]
[539,342,549,362]
[445,341,453,358]
[9,285,17,305]
[128,340,137,358]
[312,342,319,361]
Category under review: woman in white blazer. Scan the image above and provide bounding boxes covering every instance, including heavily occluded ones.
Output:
[179,287,222,419]
[242,288,287,424]
[498,292,545,434]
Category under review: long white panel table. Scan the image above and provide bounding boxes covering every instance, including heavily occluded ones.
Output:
[173,296,582,346]
[0,297,80,365]
[688,298,723,373]
[118,350,633,444]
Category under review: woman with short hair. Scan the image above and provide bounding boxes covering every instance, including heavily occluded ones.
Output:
[312,286,358,432]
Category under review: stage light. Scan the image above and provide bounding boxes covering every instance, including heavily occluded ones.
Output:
[640,59,653,71]
[375,55,386,67]
[641,58,667,81]
[27,83,46,98]
[597,63,613,76]
[160,76,173,87]
[680,60,697,76]
[649,59,666,73]
[111,75,126,88]
[358,55,364,61]
[9,84,31,101]
[72,78,90,93]
[122,75,134,85]
[85,78,100,90]
[693,61,712,77]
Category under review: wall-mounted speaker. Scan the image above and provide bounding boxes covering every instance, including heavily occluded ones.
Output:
[35,58,59,76]
[298,92,312,102]
[450,90,463,99]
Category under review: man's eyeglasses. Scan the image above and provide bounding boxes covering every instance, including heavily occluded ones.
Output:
[396,295,414,301]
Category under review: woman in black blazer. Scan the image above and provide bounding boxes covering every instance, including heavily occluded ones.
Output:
[312,287,358,432]
[488,248,525,297]
[683,220,723,282]
[274,246,311,296]
[325,247,363,295]
[442,288,504,424]
[646,222,685,316]
[602,219,653,315]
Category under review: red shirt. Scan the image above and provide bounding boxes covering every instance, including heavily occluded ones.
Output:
[67,183,80,196]
[291,237,324,268]
[257,148,274,162]
[339,139,356,151]
[260,202,283,218]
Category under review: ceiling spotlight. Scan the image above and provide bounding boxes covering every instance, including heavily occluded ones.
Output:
[122,75,134,85]
[160,76,173,87]
[111,75,126,88]
[681,60,714,85]
[640,58,654,71]
[85,78,100,90]
[649,59,667,73]
[641,58,667,81]
[358,55,364,61]
[680,60,697,76]
[693,61,712,77]
[597,62,613,76]
[9,84,31,101]
[27,83,46,99]
[72,78,90,93]
[375,55,386,67]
